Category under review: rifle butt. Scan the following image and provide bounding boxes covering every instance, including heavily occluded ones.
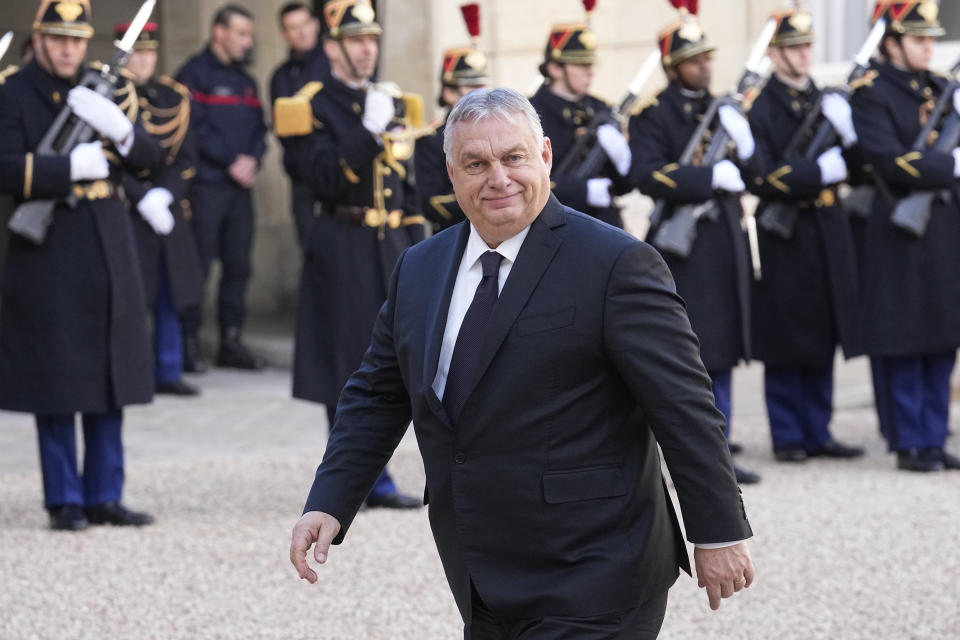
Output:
[890,193,933,237]
[651,206,698,258]
[757,203,797,240]
[8,200,55,245]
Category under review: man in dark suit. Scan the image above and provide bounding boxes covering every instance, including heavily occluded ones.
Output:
[290,88,754,638]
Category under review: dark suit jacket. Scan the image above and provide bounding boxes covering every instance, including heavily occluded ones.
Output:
[303,195,752,622]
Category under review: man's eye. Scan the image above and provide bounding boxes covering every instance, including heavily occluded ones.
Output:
[468,162,483,169]
[508,155,524,163]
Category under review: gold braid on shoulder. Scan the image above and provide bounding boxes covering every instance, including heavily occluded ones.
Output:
[140,76,191,164]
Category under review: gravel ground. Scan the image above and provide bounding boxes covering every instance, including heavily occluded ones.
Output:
[1,362,958,639]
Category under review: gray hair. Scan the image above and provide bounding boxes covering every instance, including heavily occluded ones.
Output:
[442,88,545,160]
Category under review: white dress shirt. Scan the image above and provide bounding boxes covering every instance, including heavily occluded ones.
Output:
[431,223,530,400]
[429,221,743,552]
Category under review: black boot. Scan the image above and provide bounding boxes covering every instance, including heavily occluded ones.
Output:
[217,327,267,370]
[183,333,208,374]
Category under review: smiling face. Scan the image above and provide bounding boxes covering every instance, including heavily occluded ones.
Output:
[446,110,553,247]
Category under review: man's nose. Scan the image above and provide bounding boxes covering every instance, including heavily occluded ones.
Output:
[487,162,511,189]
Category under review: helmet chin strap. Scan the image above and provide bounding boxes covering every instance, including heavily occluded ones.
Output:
[337,40,364,83]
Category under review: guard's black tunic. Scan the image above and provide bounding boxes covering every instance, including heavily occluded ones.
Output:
[0,61,163,413]
[628,83,751,372]
[744,75,862,366]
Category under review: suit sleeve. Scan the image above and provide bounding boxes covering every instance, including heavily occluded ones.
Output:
[743,106,824,202]
[0,85,71,200]
[296,103,382,201]
[603,241,752,544]
[628,107,714,204]
[175,63,237,170]
[851,87,956,191]
[303,251,414,542]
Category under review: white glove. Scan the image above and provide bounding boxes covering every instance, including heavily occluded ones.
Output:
[69,141,110,182]
[952,148,960,178]
[817,146,848,185]
[586,177,612,208]
[137,187,175,235]
[718,104,755,161]
[821,93,858,148]
[361,87,395,135]
[67,86,134,146]
[596,123,632,176]
[711,159,745,192]
[953,88,960,117]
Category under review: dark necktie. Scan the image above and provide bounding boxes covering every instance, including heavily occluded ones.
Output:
[442,250,504,423]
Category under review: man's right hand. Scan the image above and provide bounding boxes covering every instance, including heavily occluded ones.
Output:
[290,510,342,584]
[228,154,258,188]
[69,141,110,182]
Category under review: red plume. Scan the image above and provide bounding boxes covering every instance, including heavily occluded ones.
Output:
[669,0,698,14]
[582,0,597,13]
[460,4,481,39]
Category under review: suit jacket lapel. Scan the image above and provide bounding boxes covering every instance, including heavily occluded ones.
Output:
[468,196,565,399]
[421,223,471,423]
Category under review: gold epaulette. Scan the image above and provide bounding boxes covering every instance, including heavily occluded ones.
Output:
[0,65,18,84]
[849,70,878,92]
[402,92,424,129]
[274,80,324,138]
[142,76,191,164]
[158,74,190,100]
[630,94,660,117]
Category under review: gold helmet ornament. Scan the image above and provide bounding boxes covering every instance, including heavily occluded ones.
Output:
[33,0,94,38]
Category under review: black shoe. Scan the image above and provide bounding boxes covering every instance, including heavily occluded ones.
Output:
[774,446,807,463]
[927,448,960,470]
[216,328,267,370]
[48,505,88,531]
[728,442,743,455]
[897,449,942,472]
[734,465,761,485]
[156,379,200,396]
[365,491,423,509]
[808,438,865,459]
[84,502,155,526]
[183,335,208,374]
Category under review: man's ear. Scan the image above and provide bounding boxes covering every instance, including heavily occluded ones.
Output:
[446,160,455,183]
[541,137,553,171]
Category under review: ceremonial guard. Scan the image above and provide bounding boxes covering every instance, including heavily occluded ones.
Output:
[850,1,960,471]
[629,4,760,483]
[0,0,162,529]
[284,0,424,508]
[744,8,865,463]
[176,4,267,372]
[529,0,632,228]
[414,3,487,232]
[120,20,204,397]
[270,1,329,246]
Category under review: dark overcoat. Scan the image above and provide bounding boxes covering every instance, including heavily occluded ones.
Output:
[0,61,162,413]
[744,75,862,366]
[530,84,630,228]
[291,74,424,405]
[850,62,960,357]
[628,82,751,372]
[123,75,203,311]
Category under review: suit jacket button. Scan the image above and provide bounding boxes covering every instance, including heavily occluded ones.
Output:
[454,453,465,464]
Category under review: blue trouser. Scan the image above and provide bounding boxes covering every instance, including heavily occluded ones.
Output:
[155,264,184,385]
[763,364,834,451]
[325,405,397,500]
[871,351,955,452]
[709,369,733,441]
[35,411,124,508]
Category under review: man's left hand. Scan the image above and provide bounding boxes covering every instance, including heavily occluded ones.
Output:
[67,86,133,147]
[228,154,258,188]
[694,541,755,610]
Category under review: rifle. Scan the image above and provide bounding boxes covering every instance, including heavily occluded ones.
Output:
[554,50,662,181]
[8,0,156,245]
[888,57,960,237]
[650,18,776,260]
[760,17,887,240]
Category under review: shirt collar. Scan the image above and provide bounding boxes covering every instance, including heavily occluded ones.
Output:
[464,223,530,270]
